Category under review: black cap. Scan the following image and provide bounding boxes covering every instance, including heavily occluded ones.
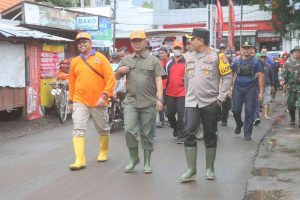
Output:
[185,28,210,40]
[242,41,253,47]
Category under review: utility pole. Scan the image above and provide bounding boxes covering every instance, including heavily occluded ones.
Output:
[80,0,84,7]
[239,0,243,49]
[112,0,117,51]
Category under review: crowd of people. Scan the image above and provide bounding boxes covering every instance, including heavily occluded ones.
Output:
[64,29,300,183]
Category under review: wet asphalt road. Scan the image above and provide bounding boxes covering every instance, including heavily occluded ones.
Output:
[0,114,273,200]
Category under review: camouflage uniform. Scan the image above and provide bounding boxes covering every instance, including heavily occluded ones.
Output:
[285,46,300,126]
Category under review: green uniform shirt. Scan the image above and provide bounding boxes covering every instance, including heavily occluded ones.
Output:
[118,51,166,108]
[285,57,300,88]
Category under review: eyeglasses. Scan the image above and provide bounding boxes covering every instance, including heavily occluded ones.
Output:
[77,40,90,45]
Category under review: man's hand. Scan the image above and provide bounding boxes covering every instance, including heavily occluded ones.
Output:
[156,100,163,111]
[228,89,233,98]
[96,97,106,107]
[217,100,222,106]
[118,66,130,74]
[258,92,264,101]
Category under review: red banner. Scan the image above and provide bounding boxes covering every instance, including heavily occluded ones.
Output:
[216,0,223,44]
[228,0,235,51]
[26,42,43,120]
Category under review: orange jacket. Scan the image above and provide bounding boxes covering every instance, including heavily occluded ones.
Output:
[69,51,115,107]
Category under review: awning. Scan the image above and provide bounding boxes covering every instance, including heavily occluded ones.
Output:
[0,19,73,42]
[223,30,257,37]
[145,28,193,37]
[257,31,280,38]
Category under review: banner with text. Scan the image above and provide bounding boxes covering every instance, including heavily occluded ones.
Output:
[228,0,235,51]
[40,44,64,79]
[216,0,223,45]
[26,42,43,120]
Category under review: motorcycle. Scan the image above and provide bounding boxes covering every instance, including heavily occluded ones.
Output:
[107,92,124,132]
[50,81,70,123]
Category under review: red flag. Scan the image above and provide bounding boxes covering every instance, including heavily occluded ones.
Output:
[228,0,235,51]
[216,0,223,45]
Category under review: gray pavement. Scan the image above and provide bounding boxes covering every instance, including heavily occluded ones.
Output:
[245,98,300,200]
[0,104,285,200]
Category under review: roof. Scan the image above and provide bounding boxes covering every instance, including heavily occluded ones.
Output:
[0,0,25,12]
[0,19,73,42]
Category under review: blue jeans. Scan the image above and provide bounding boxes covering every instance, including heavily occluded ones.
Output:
[232,84,257,138]
[253,88,260,121]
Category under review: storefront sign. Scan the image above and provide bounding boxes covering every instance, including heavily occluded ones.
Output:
[40,44,64,79]
[76,16,99,31]
[223,21,274,31]
[24,2,77,30]
[88,17,113,47]
[26,42,42,120]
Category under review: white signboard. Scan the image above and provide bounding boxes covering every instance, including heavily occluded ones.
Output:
[76,16,99,31]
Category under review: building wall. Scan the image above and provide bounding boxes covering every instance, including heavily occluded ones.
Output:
[153,0,272,26]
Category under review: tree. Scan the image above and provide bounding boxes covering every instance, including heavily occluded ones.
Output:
[37,0,79,7]
[258,0,300,36]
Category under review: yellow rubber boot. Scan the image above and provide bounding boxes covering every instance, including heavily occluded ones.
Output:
[97,135,109,162]
[69,136,86,171]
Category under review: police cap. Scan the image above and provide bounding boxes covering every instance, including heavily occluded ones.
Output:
[242,41,253,48]
[185,28,210,41]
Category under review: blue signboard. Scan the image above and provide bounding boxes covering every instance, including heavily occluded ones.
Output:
[76,16,99,31]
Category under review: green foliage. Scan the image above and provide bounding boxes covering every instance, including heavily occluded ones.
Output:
[38,0,79,7]
[258,0,300,36]
[142,1,153,8]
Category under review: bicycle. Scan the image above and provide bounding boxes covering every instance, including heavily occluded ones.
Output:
[50,81,70,123]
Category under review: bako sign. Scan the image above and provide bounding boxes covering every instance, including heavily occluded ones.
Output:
[76,16,99,31]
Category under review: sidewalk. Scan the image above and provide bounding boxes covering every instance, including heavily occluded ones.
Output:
[0,111,71,140]
[245,95,300,200]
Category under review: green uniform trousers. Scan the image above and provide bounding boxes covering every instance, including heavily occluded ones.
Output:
[124,104,156,151]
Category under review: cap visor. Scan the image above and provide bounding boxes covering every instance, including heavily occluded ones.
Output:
[185,34,193,39]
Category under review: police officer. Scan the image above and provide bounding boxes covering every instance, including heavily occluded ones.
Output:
[115,30,165,174]
[284,46,300,127]
[231,42,264,140]
[218,43,232,126]
[180,28,232,182]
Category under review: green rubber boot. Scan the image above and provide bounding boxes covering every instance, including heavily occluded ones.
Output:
[124,147,140,173]
[179,147,197,183]
[144,150,152,174]
[206,148,216,180]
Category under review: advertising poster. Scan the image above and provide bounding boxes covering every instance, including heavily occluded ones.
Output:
[26,42,43,120]
[40,44,64,79]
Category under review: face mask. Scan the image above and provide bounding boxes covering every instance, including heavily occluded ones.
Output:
[174,49,182,57]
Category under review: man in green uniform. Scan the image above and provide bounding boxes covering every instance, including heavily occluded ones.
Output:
[115,30,166,174]
[285,46,300,127]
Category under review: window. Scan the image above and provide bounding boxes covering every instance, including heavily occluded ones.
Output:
[169,0,208,9]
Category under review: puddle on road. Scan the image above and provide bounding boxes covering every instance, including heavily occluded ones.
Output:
[252,168,277,177]
[246,190,286,200]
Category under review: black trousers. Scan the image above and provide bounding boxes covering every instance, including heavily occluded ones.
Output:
[221,96,231,123]
[182,101,220,148]
[165,95,185,138]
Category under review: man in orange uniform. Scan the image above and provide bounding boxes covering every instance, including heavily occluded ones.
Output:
[56,58,71,81]
[68,32,115,170]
